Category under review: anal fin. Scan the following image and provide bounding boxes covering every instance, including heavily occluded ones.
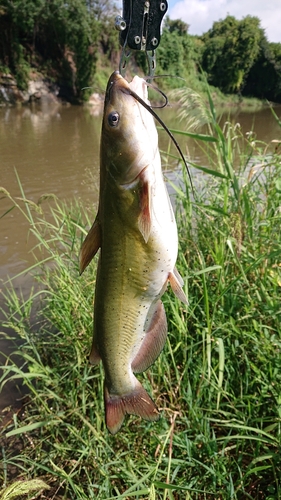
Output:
[89,340,101,365]
[132,300,167,374]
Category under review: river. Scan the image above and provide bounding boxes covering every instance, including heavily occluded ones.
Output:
[0,98,280,411]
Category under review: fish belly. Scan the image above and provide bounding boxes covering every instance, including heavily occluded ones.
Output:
[90,175,177,433]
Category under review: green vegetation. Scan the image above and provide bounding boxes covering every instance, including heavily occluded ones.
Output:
[201,16,264,93]
[1,90,281,498]
[1,0,281,102]
[0,479,49,499]
[0,0,117,100]
[201,15,281,102]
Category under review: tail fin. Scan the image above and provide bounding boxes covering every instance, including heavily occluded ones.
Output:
[104,380,159,435]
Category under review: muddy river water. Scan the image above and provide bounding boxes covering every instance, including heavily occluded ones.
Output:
[0,99,280,411]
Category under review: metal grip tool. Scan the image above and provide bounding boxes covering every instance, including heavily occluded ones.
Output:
[115,0,168,78]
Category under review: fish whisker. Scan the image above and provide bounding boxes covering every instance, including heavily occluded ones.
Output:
[142,82,169,109]
[121,86,194,193]
[143,74,186,82]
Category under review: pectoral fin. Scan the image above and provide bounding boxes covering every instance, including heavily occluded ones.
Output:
[79,217,101,274]
[169,268,188,305]
[138,172,151,243]
[89,340,101,365]
[132,300,167,374]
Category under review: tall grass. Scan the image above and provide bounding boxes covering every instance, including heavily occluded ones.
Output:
[1,92,281,499]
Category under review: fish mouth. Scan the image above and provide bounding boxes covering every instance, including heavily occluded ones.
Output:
[106,71,147,105]
[105,72,194,192]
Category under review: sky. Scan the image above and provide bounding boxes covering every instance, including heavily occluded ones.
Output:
[168,0,281,43]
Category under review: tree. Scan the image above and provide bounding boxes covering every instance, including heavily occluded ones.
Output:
[243,41,281,102]
[155,17,201,87]
[201,15,264,94]
[164,18,189,36]
[0,0,117,99]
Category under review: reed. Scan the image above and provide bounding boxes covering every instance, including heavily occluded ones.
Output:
[0,92,281,499]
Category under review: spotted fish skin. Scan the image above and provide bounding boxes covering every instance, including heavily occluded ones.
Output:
[80,71,187,434]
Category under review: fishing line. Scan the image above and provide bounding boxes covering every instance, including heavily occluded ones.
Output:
[143,74,186,82]
[142,75,186,107]
[81,86,106,98]
[143,81,169,109]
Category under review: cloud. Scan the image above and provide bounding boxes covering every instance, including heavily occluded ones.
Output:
[170,0,281,42]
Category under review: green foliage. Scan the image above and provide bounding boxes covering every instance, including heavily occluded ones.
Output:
[12,44,31,91]
[2,3,281,103]
[33,0,100,99]
[1,92,281,498]
[156,17,202,89]
[0,0,107,100]
[164,18,189,36]
[244,40,281,102]
[4,0,45,34]
[201,15,265,93]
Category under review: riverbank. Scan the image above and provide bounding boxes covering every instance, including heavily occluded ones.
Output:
[0,73,60,106]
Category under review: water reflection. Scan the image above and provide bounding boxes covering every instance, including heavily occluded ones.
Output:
[1,101,61,139]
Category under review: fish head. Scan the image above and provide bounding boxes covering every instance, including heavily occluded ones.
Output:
[101,71,159,185]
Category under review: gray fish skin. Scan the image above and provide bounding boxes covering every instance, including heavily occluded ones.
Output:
[80,71,187,434]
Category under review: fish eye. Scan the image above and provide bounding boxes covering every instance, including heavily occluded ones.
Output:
[108,111,120,127]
